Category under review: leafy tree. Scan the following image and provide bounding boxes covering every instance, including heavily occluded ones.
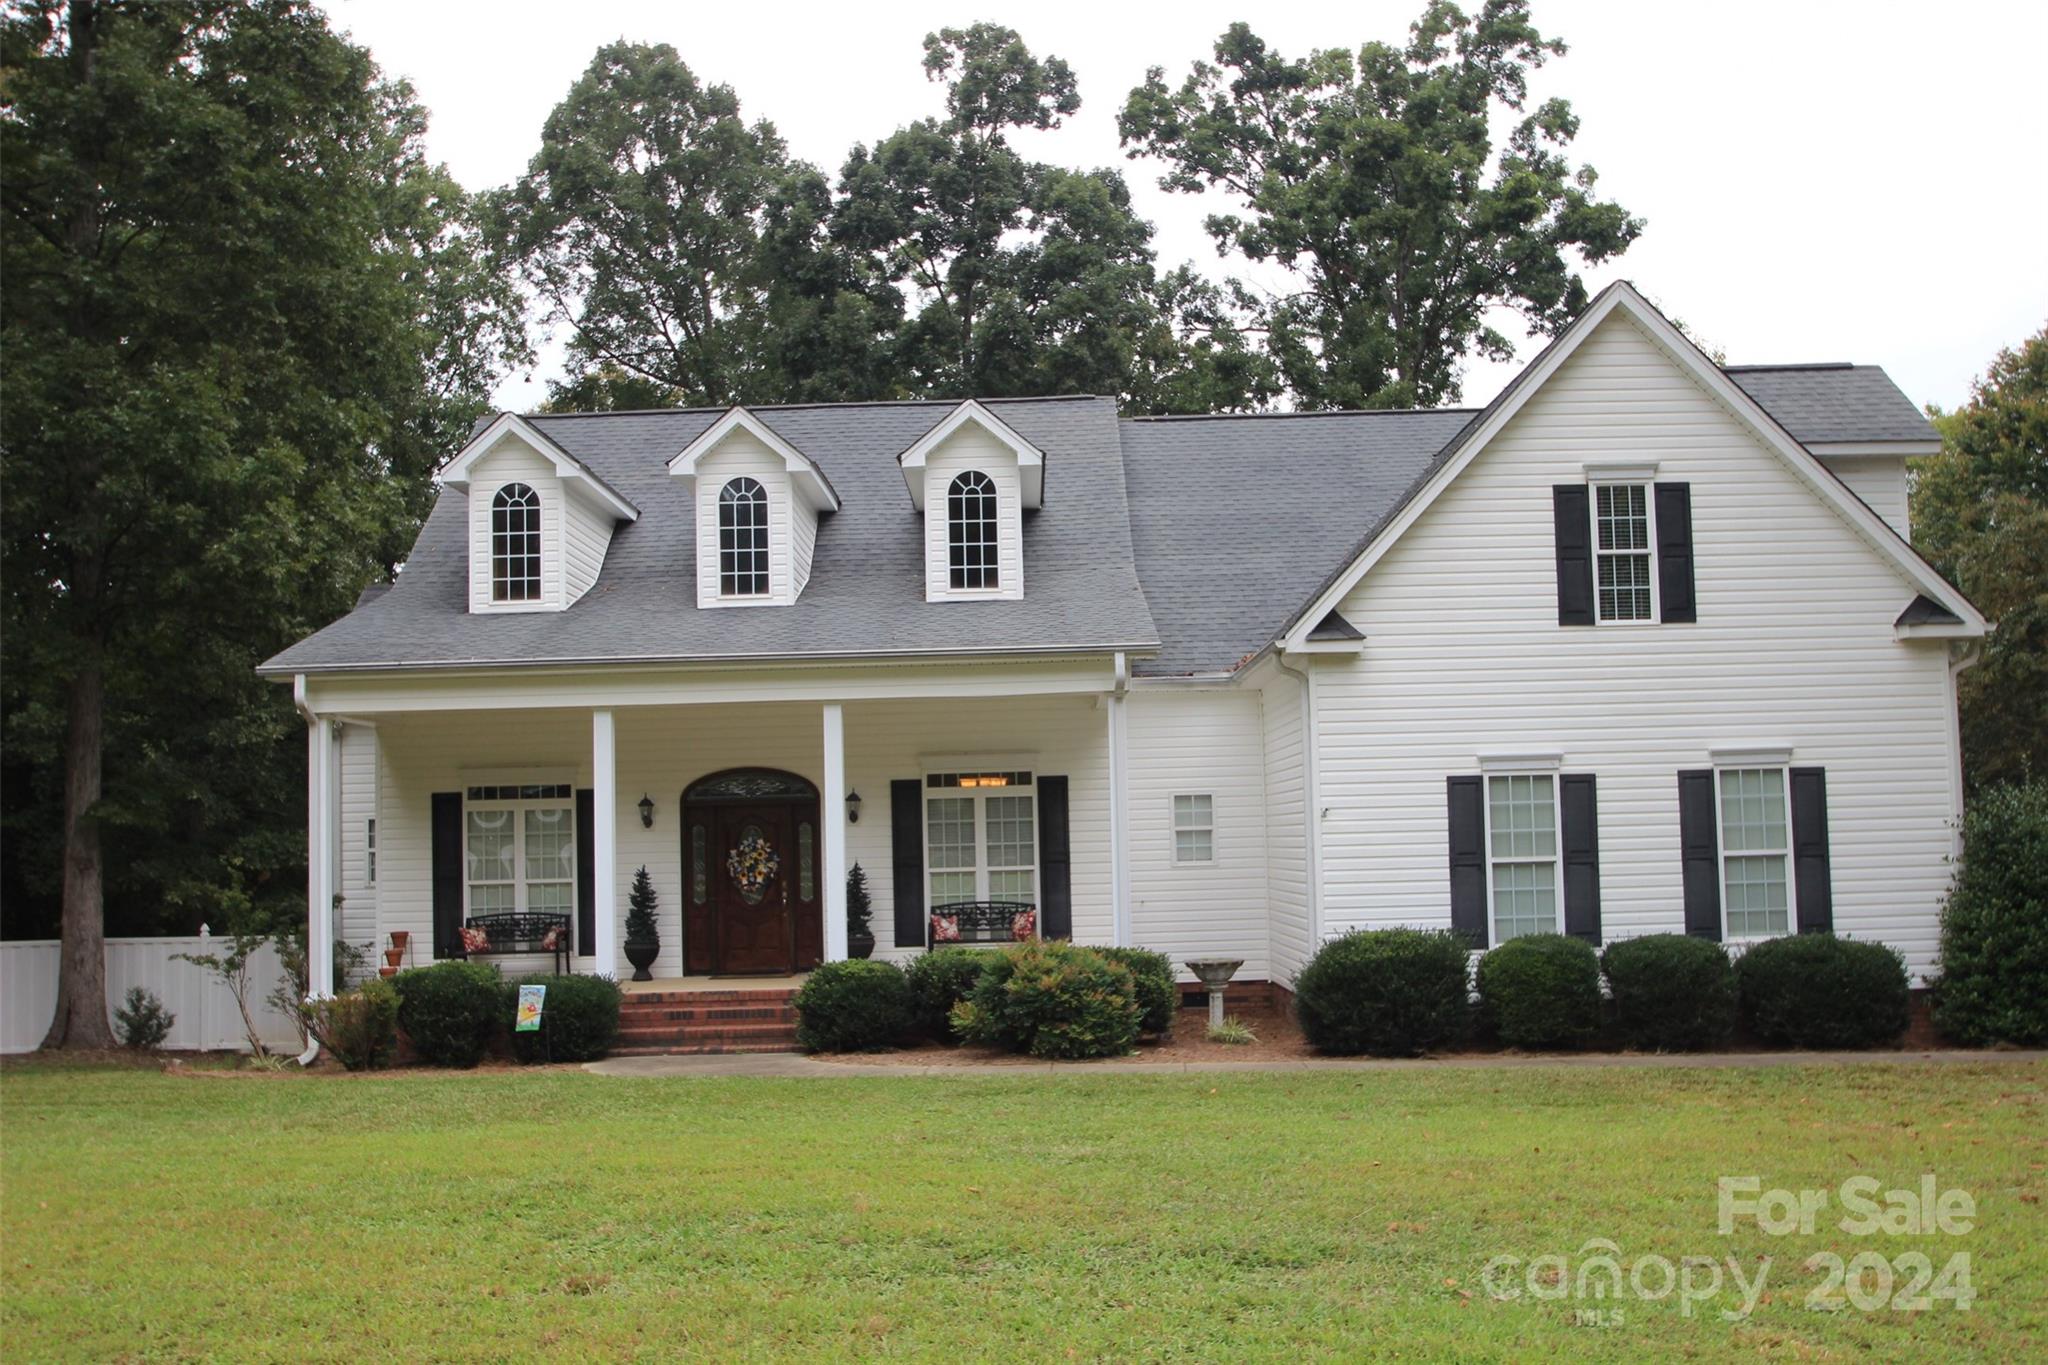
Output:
[1119,3,1641,409]
[837,23,1271,409]
[492,41,899,409]
[1,0,522,1045]
[1914,328,2048,790]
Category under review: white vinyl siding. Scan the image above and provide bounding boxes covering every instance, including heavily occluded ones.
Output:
[923,427,1024,601]
[1717,767,1792,938]
[1317,310,1960,982]
[336,724,379,978]
[1258,669,1311,982]
[1821,456,1911,541]
[561,490,616,606]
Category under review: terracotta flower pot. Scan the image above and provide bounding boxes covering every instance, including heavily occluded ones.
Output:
[384,947,404,968]
[378,965,397,979]
[389,931,410,953]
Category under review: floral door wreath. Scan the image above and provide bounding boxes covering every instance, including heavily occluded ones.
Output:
[726,828,780,902]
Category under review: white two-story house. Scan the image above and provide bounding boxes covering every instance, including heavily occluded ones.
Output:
[264,284,1983,999]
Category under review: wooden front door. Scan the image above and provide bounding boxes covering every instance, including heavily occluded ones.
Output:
[713,803,796,974]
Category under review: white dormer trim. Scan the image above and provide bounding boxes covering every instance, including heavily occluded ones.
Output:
[441,413,639,523]
[668,407,840,513]
[897,400,1044,510]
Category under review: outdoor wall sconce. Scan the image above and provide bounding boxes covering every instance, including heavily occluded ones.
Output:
[845,789,863,824]
[638,793,655,829]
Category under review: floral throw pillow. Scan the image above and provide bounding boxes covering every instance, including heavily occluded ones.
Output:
[540,925,566,952]
[930,913,961,944]
[1010,910,1038,941]
[459,925,493,955]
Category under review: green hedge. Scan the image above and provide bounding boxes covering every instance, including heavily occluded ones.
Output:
[1601,934,1737,1052]
[1735,934,1908,1049]
[1293,928,1472,1056]
[1098,947,1177,1036]
[393,960,504,1067]
[305,978,400,1071]
[505,974,623,1063]
[1935,782,2048,1046]
[1476,934,1602,1050]
[903,947,990,1042]
[954,940,1141,1060]
[792,960,913,1052]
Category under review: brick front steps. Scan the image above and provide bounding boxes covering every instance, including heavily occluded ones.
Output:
[613,987,802,1055]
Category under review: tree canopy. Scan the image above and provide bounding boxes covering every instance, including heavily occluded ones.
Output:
[0,0,522,1042]
[1913,328,2048,791]
[1119,2,1641,408]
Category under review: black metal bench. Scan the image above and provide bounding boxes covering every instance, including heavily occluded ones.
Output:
[928,901,1038,947]
[459,912,572,974]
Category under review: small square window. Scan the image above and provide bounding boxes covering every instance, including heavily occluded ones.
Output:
[365,818,377,886]
[1173,794,1214,864]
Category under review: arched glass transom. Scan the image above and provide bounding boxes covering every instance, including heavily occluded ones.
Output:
[718,477,769,597]
[948,470,998,590]
[490,483,541,602]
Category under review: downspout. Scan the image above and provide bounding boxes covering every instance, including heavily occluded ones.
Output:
[1108,651,1132,947]
[1274,649,1324,957]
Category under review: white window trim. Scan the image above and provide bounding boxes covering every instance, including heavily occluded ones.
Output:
[921,769,1039,910]
[462,788,578,922]
[1170,793,1216,867]
[1481,769,1565,947]
[1711,763,1797,944]
[1590,481,1659,626]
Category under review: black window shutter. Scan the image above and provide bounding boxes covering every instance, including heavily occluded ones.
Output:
[1790,767,1833,933]
[575,788,596,957]
[431,791,463,959]
[1038,775,1072,941]
[1677,770,1721,940]
[1553,485,1595,626]
[1446,776,1487,947]
[889,779,925,950]
[1655,482,1697,623]
[1560,773,1602,944]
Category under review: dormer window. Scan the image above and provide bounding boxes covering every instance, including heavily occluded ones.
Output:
[718,477,770,597]
[490,483,542,603]
[948,471,999,590]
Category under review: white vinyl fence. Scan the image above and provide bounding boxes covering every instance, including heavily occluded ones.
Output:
[1,935,305,1054]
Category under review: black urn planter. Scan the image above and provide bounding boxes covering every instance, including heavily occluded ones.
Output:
[623,939,660,982]
[847,929,876,960]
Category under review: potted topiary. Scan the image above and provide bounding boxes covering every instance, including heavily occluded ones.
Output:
[846,862,876,959]
[623,864,661,982]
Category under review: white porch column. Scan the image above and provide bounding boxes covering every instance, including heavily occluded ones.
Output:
[1107,653,1132,946]
[822,702,848,962]
[305,718,337,1001]
[592,709,619,974]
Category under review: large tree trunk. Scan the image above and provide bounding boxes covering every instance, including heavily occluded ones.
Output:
[42,662,114,1049]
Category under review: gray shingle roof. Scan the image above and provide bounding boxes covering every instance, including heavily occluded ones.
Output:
[1724,364,1936,444]
[1120,409,1474,675]
[260,396,1159,674]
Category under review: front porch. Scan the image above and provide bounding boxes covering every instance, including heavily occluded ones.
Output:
[300,660,1129,994]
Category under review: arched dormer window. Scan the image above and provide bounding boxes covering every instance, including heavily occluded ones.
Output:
[490,483,542,602]
[948,470,999,590]
[718,477,770,597]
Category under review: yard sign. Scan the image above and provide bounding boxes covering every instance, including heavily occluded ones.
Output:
[515,984,545,1033]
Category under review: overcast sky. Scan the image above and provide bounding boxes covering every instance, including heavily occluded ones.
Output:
[331,0,2047,414]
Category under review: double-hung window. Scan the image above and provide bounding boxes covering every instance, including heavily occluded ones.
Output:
[464,784,575,921]
[1485,773,1561,941]
[924,771,1036,906]
[1717,767,1791,937]
[1592,482,1656,623]
[1172,794,1214,864]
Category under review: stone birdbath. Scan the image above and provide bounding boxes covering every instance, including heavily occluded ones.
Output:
[1183,958,1245,1031]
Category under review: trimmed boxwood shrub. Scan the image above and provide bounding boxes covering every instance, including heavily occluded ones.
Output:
[792,959,913,1052]
[1477,933,1602,1050]
[1098,947,1177,1036]
[1934,781,2048,1046]
[506,974,623,1063]
[305,978,400,1071]
[1735,934,1909,1049]
[903,947,990,1042]
[393,960,504,1067]
[954,940,1142,1060]
[1293,928,1471,1056]
[1602,934,1737,1052]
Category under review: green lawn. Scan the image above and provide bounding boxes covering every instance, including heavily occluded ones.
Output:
[3,1060,2043,1360]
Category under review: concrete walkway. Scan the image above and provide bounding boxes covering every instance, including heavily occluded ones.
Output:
[586,1047,2047,1080]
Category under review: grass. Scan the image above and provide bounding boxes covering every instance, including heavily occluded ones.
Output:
[3,1058,2044,1360]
